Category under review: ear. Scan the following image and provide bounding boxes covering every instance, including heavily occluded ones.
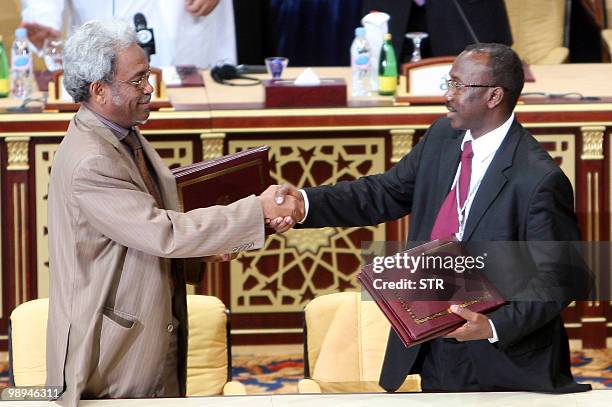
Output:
[89,81,107,104]
[487,87,504,109]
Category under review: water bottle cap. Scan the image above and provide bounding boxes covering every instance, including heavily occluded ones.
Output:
[15,28,27,39]
[355,27,366,37]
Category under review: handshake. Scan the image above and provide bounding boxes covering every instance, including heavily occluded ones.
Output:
[257,184,305,233]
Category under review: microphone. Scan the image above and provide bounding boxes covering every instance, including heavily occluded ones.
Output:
[451,0,480,44]
[134,12,156,62]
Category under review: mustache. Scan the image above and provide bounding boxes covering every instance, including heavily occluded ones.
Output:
[140,95,151,104]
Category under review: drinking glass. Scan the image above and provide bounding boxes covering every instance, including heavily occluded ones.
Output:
[42,39,63,72]
[264,57,289,79]
[404,32,429,62]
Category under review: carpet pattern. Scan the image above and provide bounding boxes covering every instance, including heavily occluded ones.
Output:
[232,349,612,394]
[1,350,609,394]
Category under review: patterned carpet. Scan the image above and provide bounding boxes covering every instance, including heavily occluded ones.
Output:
[1,350,609,393]
[232,349,612,394]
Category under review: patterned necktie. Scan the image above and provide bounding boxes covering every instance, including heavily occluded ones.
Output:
[124,130,164,209]
[430,141,473,240]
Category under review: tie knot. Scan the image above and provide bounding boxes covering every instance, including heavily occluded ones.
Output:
[124,130,143,151]
[462,141,473,160]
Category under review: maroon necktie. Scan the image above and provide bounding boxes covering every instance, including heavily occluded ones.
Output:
[430,141,473,240]
[124,130,164,209]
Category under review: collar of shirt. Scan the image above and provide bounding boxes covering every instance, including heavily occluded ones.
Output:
[462,113,515,162]
[90,110,132,142]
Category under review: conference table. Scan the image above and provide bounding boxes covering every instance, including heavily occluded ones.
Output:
[0,65,610,350]
[0,391,609,406]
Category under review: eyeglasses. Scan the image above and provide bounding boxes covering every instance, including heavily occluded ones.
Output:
[445,79,498,90]
[115,70,151,90]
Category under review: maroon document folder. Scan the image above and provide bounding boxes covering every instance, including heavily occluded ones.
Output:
[358,239,506,348]
[171,146,272,212]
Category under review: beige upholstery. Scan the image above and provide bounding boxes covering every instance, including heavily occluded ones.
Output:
[299,292,420,393]
[9,298,49,386]
[505,0,568,64]
[186,294,245,396]
[9,295,244,395]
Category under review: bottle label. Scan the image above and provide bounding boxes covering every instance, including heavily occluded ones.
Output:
[0,78,8,95]
[355,54,369,66]
[379,76,397,93]
[12,56,30,70]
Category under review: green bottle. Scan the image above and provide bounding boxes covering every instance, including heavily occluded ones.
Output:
[0,36,10,98]
[378,33,398,96]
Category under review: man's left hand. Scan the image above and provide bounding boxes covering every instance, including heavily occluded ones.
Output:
[185,0,220,16]
[444,304,493,341]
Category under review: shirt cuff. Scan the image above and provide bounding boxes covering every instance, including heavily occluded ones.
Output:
[487,318,499,343]
[298,189,309,223]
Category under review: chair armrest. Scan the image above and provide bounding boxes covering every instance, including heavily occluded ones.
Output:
[602,29,612,52]
[222,381,247,395]
[297,379,322,393]
[537,47,569,64]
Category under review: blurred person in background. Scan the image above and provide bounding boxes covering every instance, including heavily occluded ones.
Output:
[20,0,236,68]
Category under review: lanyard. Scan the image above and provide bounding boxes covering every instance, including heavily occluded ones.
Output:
[452,160,484,240]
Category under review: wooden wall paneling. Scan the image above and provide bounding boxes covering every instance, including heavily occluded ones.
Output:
[577,126,607,348]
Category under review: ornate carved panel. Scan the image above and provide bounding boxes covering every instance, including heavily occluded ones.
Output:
[228,138,386,313]
[148,140,194,169]
[580,126,604,160]
[534,134,576,190]
[201,133,226,160]
[6,137,30,171]
[390,129,415,163]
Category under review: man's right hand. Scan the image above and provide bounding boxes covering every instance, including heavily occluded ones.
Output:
[257,185,304,233]
[20,22,60,50]
[270,184,304,233]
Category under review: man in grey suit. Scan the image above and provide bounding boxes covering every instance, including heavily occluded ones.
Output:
[46,19,299,406]
[273,44,589,392]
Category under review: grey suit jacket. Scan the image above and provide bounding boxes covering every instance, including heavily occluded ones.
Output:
[46,106,265,406]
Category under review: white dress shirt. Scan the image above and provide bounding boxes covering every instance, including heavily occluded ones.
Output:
[453,113,515,241]
[21,0,237,68]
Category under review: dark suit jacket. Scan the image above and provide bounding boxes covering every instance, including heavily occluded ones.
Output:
[302,117,590,392]
[362,0,513,60]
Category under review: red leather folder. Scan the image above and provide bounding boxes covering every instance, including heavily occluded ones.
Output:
[171,146,272,212]
[358,239,506,348]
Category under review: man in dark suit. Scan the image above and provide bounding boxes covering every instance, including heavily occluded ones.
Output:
[272,43,590,392]
[362,0,512,61]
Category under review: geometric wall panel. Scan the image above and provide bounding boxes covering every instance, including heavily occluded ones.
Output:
[228,138,386,313]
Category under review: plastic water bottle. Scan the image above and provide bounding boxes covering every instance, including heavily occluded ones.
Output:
[350,27,371,97]
[10,28,32,99]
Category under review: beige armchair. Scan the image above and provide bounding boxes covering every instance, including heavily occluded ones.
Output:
[8,295,244,395]
[298,291,420,393]
[186,294,245,395]
[9,298,48,386]
[505,0,570,64]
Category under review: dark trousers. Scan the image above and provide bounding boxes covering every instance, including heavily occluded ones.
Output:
[420,338,480,392]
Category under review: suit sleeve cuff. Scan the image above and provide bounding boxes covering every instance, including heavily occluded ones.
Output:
[298,189,309,223]
[487,318,499,343]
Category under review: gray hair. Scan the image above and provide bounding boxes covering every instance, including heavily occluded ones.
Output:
[63,20,137,103]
